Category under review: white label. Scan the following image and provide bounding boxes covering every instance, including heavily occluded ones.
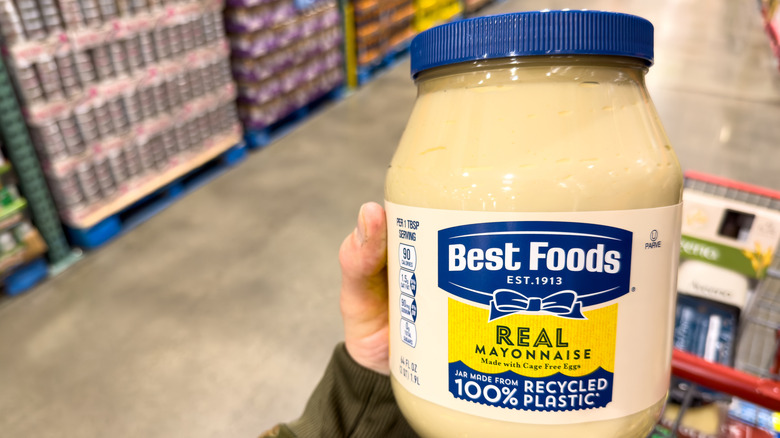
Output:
[386,202,682,424]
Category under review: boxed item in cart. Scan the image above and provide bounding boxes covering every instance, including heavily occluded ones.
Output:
[663,172,780,438]
[675,172,780,366]
[724,398,780,437]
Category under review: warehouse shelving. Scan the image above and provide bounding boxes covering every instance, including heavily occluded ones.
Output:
[0,52,74,277]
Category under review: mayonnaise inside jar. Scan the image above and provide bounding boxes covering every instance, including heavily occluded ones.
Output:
[385,11,683,438]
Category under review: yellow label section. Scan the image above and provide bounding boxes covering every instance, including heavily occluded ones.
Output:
[448,298,617,378]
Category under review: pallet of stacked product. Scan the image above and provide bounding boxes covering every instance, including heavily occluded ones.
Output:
[383,0,415,56]
[352,0,384,68]
[226,0,345,147]
[414,0,461,32]
[0,0,245,246]
[350,0,414,86]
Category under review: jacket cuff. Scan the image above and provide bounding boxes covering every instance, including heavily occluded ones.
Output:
[287,343,416,437]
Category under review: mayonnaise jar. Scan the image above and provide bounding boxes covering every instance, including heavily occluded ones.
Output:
[385,11,683,438]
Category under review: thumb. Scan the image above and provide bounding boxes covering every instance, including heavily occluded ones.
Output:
[339,202,388,305]
[339,202,390,374]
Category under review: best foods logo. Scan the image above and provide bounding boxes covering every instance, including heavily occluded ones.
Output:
[438,221,633,320]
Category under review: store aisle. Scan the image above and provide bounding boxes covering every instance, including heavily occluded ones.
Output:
[0,1,778,437]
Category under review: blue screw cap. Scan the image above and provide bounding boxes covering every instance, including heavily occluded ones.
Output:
[410,10,654,77]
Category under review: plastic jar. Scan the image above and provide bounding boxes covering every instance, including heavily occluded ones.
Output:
[385,11,683,438]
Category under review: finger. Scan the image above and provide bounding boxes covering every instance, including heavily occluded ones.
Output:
[339,202,388,305]
[339,202,390,374]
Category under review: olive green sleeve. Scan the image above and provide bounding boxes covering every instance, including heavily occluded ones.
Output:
[261,343,418,438]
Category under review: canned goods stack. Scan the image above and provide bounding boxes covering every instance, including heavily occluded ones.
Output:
[351,0,415,69]
[413,0,461,32]
[226,0,344,130]
[0,0,242,228]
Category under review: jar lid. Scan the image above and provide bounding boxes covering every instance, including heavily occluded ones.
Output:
[410,10,654,77]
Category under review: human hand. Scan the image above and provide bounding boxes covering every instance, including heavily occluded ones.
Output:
[339,202,390,375]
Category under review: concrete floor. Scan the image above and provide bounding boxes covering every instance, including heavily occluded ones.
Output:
[1,1,779,437]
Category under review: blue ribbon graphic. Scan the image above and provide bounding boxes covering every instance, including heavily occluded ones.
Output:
[488,289,585,321]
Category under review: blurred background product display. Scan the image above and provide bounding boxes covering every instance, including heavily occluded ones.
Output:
[227,0,344,135]
[0,0,779,437]
[0,0,243,253]
[461,0,492,14]
[344,0,415,87]
[0,144,48,295]
[413,0,461,32]
[763,0,780,60]
[0,0,499,290]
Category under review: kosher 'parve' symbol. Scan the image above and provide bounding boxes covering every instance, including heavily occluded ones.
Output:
[650,230,658,241]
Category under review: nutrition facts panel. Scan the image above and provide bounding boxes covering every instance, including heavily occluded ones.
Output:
[399,243,418,348]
